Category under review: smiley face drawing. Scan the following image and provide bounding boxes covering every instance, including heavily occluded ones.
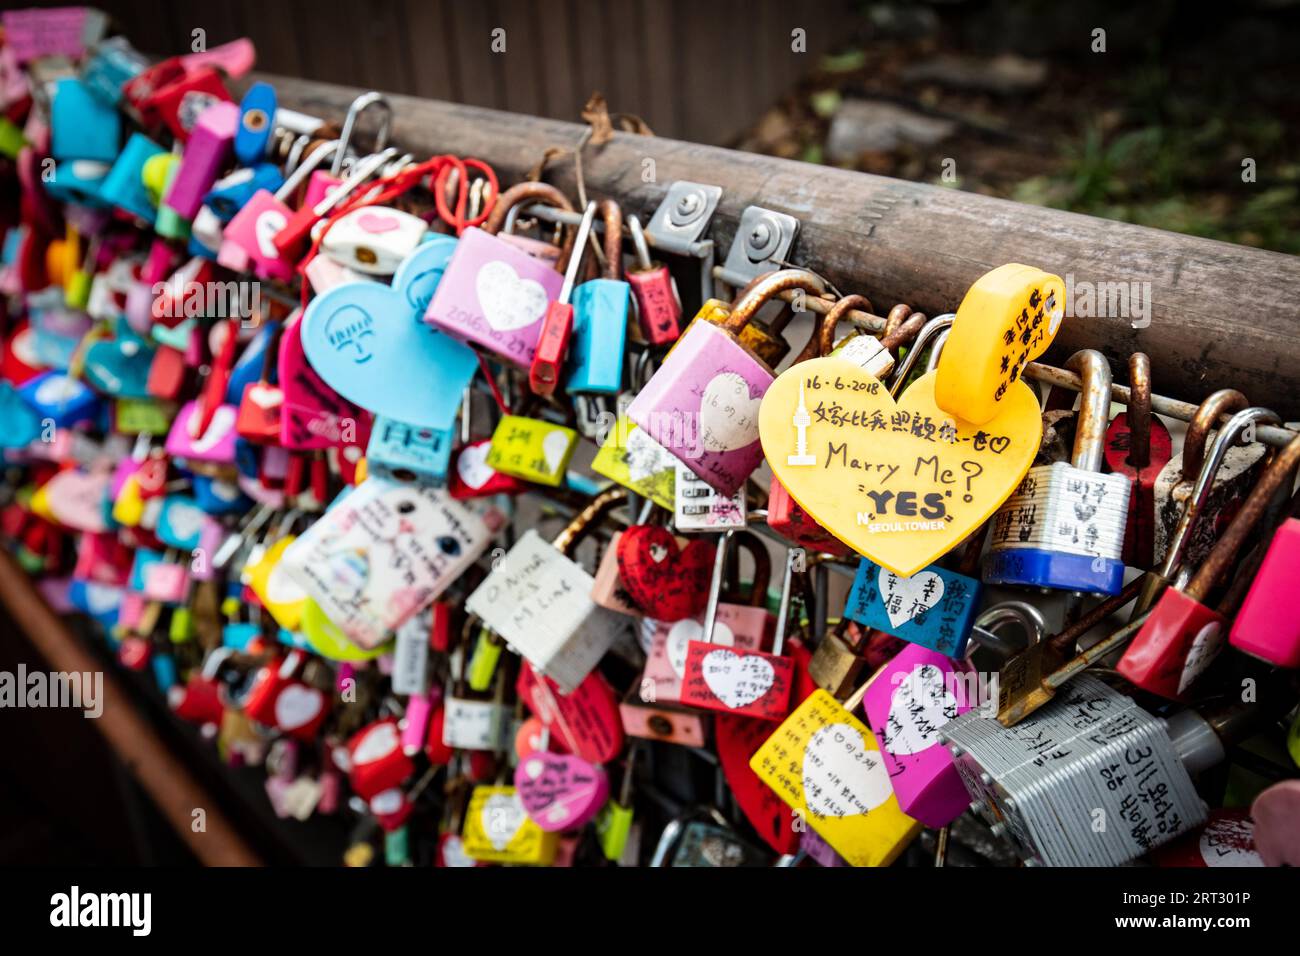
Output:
[323,304,377,365]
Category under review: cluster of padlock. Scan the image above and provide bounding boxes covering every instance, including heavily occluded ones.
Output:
[0,10,1296,869]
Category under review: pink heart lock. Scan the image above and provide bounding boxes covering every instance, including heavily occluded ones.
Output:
[513,753,609,832]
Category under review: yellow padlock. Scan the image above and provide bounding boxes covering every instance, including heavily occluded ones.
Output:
[461,785,558,865]
[111,474,147,527]
[750,688,920,866]
[245,535,307,632]
[485,414,577,487]
[934,263,1065,425]
[591,415,676,510]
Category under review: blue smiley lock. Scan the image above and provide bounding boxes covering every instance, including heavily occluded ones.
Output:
[844,556,983,657]
[301,235,478,431]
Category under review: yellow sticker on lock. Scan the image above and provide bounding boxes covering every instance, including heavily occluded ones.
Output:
[591,415,676,510]
[462,785,558,865]
[750,689,920,867]
[485,415,577,487]
[934,263,1065,426]
[759,358,1041,577]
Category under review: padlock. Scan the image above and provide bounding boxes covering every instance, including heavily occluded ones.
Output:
[566,198,629,394]
[680,536,793,721]
[513,743,609,832]
[807,619,871,698]
[614,517,717,621]
[516,663,625,764]
[100,132,166,222]
[241,650,331,741]
[673,463,747,533]
[629,269,827,496]
[234,81,278,167]
[80,35,149,105]
[347,718,415,801]
[591,529,645,616]
[484,413,577,487]
[461,785,558,865]
[626,213,682,346]
[442,641,510,752]
[235,324,285,444]
[50,77,121,164]
[424,182,574,367]
[216,139,341,281]
[862,602,1044,828]
[651,809,770,867]
[1103,352,1173,570]
[1152,388,1268,570]
[279,476,496,649]
[594,743,642,863]
[366,416,454,486]
[985,349,1131,594]
[750,683,921,867]
[297,91,394,212]
[1147,809,1264,868]
[277,305,370,452]
[844,556,983,657]
[1230,510,1300,668]
[1119,427,1300,698]
[162,100,239,221]
[449,437,527,499]
[143,66,233,143]
[466,488,627,692]
[204,163,285,223]
[320,205,429,276]
[528,200,597,396]
[940,676,1222,865]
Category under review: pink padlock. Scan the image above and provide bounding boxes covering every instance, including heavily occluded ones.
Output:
[216,140,340,280]
[642,608,770,705]
[143,559,189,604]
[165,400,239,464]
[277,307,369,450]
[162,100,239,220]
[862,602,1044,828]
[423,182,573,368]
[1229,517,1300,668]
[514,752,609,832]
[627,270,826,496]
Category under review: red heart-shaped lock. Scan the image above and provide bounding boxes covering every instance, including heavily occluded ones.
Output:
[715,639,817,855]
[347,719,414,800]
[517,665,623,765]
[616,526,716,622]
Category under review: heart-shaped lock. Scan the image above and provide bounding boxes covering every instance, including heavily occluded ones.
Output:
[759,360,1041,577]
[516,665,624,765]
[165,400,239,463]
[514,753,609,832]
[301,236,479,430]
[615,525,716,622]
[347,719,414,800]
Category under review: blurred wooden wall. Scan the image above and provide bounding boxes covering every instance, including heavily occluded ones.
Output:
[77,0,858,144]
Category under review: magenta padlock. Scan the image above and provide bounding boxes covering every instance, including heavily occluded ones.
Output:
[1230,517,1300,668]
[165,400,239,464]
[302,91,393,211]
[423,182,574,368]
[277,307,368,450]
[862,602,1044,828]
[628,270,825,496]
[142,238,179,286]
[216,140,340,280]
[162,100,239,220]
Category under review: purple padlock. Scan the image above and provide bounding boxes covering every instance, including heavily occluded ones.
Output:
[423,183,575,368]
[163,100,239,220]
[627,270,825,496]
[862,603,1045,828]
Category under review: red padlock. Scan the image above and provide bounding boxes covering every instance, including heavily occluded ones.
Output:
[516,663,624,765]
[347,718,415,801]
[242,651,330,741]
[1119,426,1298,699]
[528,201,595,396]
[615,523,716,623]
[1103,353,1173,570]
[626,214,682,346]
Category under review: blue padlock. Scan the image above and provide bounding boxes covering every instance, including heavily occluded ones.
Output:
[45,160,111,207]
[983,351,1130,595]
[157,495,209,551]
[82,318,156,399]
[844,557,982,657]
[50,77,121,163]
[192,475,252,515]
[204,163,284,222]
[151,650,179,692]
[226,323,277,404]
[234,82,278,166]
[234,437,261,479]
[366,415,454,485]
[223,621,261,651]
[0,382,44,449]
[128,548,165,592]
[566,199,629,395]
[20,371,102,428]
[101,132,166,221]
[68,579,124,629]
[188,206,224,260]
[80,37,148,105]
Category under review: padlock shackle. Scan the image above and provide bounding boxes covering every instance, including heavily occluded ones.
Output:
[771,547,801,657]
[889,314,954,398]
[793,293,874,364]
[559,201,598,302]
[1126,352,1153,469]
[1160,405,1281,584]
[332,91,393,177]
[552,487,628,557]
[1181,388,1249,480]
[969,601,1045,661]
[1185,429,1300,602]
[879,305,927,355]
[597,199,623,281]
[482,182,579,270]
[627,214,653,270]
[723,269,827,335]
[1064,350,1113,474]
[274,139,341,202]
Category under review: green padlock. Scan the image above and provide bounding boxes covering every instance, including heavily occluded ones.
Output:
[0,117,28,159]
[169,605,194,643]
[466,626,503,693]
[595,743,640,864]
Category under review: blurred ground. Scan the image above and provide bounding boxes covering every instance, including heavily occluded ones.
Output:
[733,1,1300,254]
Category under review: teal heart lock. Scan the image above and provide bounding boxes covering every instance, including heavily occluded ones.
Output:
[0,382,43,448]
[301,236,478,431]
[83,319,156,398]
[156,494,210,550]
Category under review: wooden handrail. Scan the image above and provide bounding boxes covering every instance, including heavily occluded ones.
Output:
[257,72,1300,420]
[0,552,263,867]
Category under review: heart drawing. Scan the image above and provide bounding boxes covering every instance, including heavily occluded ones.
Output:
[879,567,945,629]
[475,260,549,332]
[802,722,893,818]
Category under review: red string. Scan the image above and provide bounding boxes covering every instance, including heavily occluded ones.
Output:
[476,352,511,416]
